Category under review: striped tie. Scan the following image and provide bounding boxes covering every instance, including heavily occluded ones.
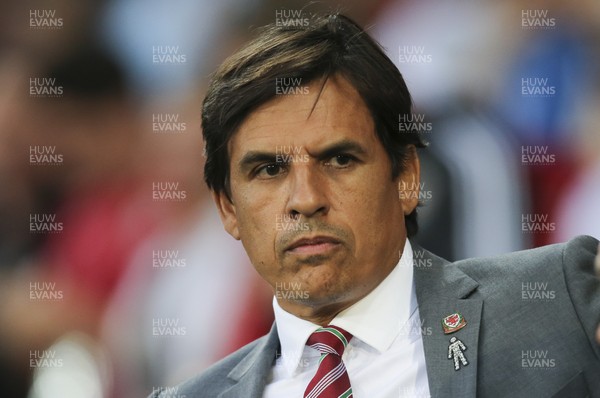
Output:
[304,326,353,398]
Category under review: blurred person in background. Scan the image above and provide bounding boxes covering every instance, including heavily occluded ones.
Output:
[0,40,170,397]
[0,1,274,397]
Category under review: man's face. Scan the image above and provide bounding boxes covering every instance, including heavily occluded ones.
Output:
[214,75,420,319]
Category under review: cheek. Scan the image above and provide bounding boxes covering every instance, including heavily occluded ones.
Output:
[345,177,402,255]
[233,191,279,271]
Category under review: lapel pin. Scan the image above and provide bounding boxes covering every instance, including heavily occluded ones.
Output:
[448,336,468,371]
[441,312,467,334]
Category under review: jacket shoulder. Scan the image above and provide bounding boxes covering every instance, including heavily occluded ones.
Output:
[148,334,270,398]
[453,235,598,286]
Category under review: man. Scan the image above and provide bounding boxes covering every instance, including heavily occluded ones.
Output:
[152,14,600,398]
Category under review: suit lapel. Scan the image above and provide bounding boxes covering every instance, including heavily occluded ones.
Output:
[219,324,279,398]
[412,244,483,398]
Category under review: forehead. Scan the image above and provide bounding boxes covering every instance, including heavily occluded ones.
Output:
[228,76,377,158]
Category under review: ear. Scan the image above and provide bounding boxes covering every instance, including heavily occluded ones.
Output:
[397,145,421,215]
[211,190,241,240]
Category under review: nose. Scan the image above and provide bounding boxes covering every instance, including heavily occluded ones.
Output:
[285,164,329,218]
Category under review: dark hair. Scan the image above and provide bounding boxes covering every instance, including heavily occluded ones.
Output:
[202,13,426,237]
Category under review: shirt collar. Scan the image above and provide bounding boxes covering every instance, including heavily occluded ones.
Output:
[273,239,415,377]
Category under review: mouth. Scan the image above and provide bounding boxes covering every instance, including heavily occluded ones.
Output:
[285,235,342,255]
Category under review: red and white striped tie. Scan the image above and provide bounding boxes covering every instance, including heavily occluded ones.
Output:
[304,326,353,398]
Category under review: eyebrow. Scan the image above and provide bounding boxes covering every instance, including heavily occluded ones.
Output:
[237,139,368,174]
[238,151,278,174]
[312,139,368,160]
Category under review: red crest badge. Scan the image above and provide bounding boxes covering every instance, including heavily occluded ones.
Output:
[442,312,467,334]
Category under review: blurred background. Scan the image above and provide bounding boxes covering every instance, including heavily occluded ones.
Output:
[0,0,598,396]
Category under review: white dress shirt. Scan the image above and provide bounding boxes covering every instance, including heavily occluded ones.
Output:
[263,239,431,398]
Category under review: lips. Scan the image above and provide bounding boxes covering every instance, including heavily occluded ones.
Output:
[285,235,341,254]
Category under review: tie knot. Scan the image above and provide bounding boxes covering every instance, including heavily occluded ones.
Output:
[306,326,352,357]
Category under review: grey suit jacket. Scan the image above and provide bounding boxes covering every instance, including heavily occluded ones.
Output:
[150,235,600,398]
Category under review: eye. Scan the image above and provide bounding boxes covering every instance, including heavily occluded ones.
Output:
[255,163,285,178]
[326,154,355,168]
